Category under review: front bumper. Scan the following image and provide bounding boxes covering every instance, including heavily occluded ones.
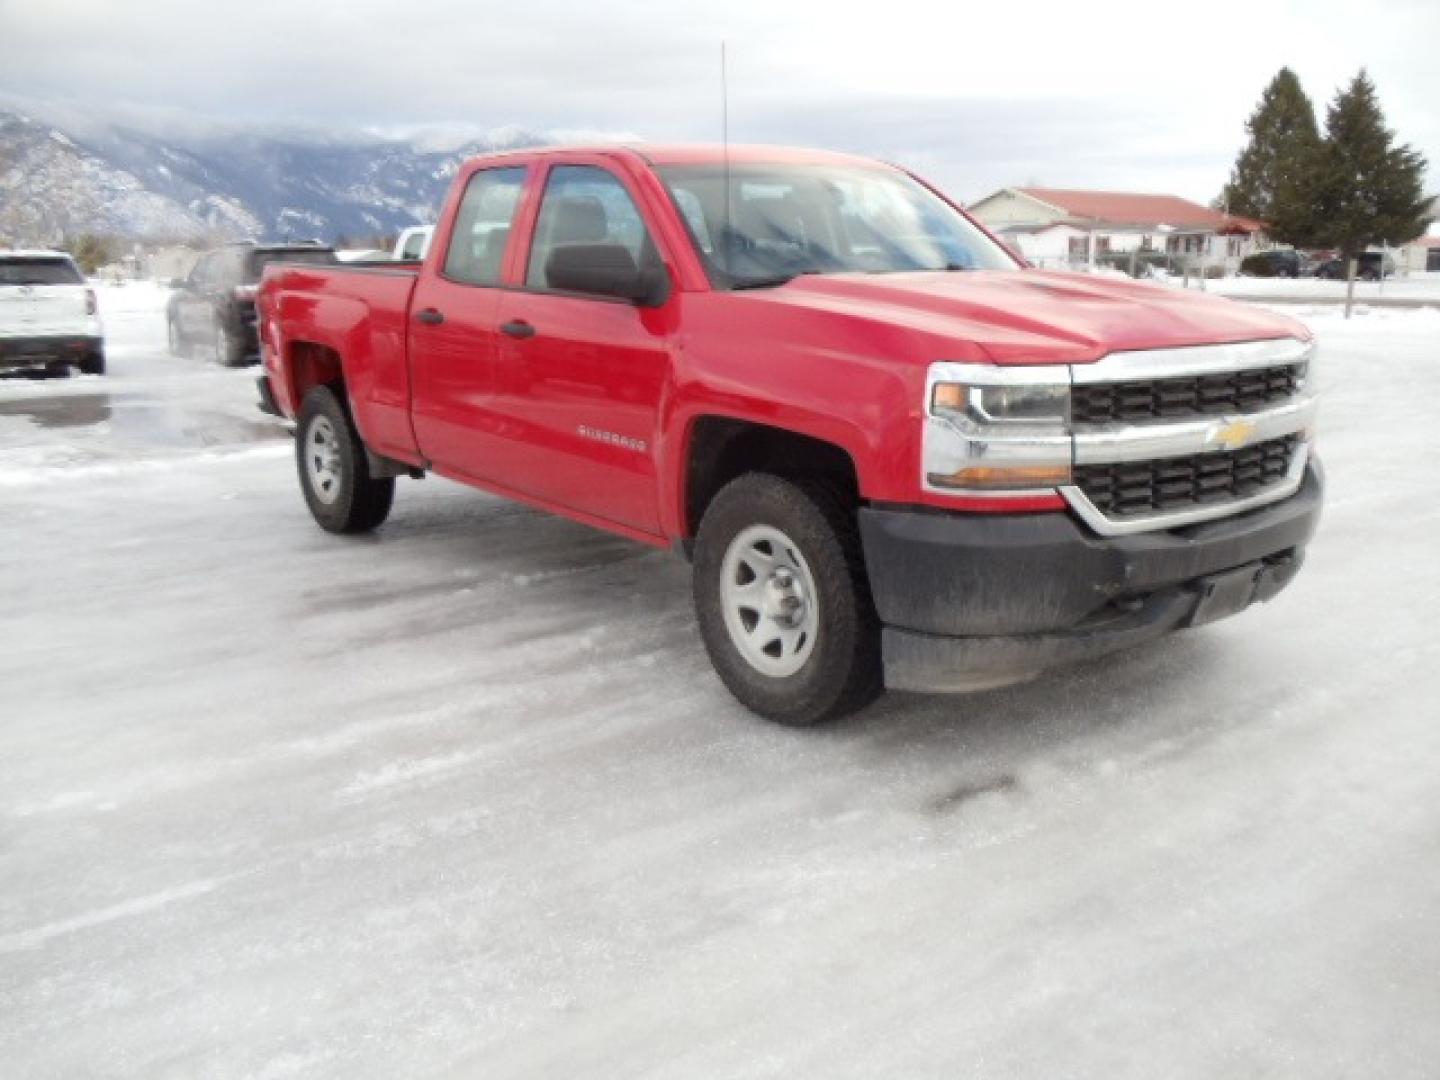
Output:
[860,462,1323,691]
[0,334,102,370]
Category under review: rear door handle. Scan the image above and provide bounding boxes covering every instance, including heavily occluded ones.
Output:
[415,308,445,325]
[500,319,536,340]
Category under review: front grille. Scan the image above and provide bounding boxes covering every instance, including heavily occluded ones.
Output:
[1072,363,1305,423]
[1074,435,1299,518]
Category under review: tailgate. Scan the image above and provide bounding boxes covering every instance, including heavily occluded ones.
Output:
[0,285,91,337]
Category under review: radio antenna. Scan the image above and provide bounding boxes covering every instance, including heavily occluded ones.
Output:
[721,41,732,282]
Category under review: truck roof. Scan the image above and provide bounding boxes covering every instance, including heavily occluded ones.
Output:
[462,143,891,170]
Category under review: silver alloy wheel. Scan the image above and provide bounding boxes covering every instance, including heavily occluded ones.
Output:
[719,524,820,678]
[305,415,344,505]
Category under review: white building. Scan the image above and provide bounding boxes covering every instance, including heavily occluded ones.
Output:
[968,187,1267,274]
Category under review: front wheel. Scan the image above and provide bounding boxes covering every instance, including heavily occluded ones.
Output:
[296,385,395,534]
[692,473,881,725]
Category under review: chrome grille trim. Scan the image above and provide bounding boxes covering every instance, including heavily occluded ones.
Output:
[1061,444,1310,536]
[1072,393,1318,465]
[1062,337,1315,535]
[1069,338,1314,384]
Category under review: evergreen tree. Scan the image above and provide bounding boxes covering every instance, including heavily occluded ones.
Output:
[1220,68,1322,245]
[1313,70,1431,259]
[1311,70,1431,315]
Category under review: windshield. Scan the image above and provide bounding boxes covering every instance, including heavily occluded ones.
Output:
[0,257,84,286]
[657,163,1018,289]
[246,249,337,283]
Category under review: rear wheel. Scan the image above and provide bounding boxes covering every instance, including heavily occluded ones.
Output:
[215,320,245,367]
[79,348,105,376]
[692,473,881,725]
[296,385,395,534]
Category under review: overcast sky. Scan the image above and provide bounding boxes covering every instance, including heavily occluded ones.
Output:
[1,0,1436,204]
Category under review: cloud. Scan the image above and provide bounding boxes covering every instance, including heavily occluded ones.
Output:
[1,0,1436,202]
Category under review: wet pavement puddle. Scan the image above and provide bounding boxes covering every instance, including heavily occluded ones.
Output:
[0,392,287,448]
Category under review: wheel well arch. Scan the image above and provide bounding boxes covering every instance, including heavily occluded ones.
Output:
[683,416,861,537]
[285,340,345,406]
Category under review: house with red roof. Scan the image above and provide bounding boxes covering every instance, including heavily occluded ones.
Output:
[967,186,1268,273]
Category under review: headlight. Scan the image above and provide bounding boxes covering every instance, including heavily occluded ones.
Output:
[931,381,1070,427]
[924,363,1072,494]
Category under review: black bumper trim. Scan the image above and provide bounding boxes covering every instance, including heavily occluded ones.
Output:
[859,463,1322,638]
[884,549,1305,692]
[0,334,102,368]
[860,463,1321,692]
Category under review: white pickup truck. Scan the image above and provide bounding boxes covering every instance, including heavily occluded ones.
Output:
[391,226,432,261]
[0,250,105,375]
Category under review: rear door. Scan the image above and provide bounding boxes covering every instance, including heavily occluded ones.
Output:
[0,257,88,336]
[487,160,675,534]
[408,164,531,477]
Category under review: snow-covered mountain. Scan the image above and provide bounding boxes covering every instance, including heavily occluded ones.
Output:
[0,108,553,246]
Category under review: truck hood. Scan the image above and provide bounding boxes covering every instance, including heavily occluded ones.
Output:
[741,270,1308,365]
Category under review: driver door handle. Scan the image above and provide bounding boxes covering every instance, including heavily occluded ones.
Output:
[500,319,536,339]
[415,308,445,325]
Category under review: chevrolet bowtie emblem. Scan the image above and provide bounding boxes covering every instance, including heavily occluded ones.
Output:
[1212,418,1258,451]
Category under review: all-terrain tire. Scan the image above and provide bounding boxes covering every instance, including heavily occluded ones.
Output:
[296,385,395,534]
[692,472,882,725]
[215,321,246,367]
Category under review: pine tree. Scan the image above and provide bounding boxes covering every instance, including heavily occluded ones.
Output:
[1220,68,1322,245]
[1312,70,1432,313]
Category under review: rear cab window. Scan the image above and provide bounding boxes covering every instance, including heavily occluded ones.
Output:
[0,257,85,286]
[443,167,528,286]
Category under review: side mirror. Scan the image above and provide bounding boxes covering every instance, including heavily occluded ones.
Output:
[545,244,668,306]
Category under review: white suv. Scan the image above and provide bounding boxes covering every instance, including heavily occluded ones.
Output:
[0,250,105,375]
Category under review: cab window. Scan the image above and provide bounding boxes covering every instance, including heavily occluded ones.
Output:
[443,167,527,286]
[525,165,657,290]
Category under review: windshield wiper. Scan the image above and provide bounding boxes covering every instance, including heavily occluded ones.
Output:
[729,271,814,291]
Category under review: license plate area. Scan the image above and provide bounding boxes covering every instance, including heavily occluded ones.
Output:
[1185,563,1263,627]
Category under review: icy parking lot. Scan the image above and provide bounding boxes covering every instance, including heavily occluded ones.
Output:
[3,285,1440,1078]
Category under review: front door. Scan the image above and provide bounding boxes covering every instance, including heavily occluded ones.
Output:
[490,162,673,535]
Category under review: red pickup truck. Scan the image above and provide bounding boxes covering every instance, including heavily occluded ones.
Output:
[257,144,1321,724]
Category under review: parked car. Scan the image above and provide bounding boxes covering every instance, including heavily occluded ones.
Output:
[393,226,432,261]
[167,242,337,366]
[258,144,1322,725]
[1312,252,1395,281]
[0,250,104,376]
[1240,250,1306,278]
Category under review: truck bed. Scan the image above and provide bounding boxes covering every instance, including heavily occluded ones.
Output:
[260,261,422,462]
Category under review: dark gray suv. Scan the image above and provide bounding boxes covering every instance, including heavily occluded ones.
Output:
[167,243,336,366]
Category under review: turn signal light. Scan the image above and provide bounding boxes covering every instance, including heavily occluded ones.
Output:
[926,464,1072,490]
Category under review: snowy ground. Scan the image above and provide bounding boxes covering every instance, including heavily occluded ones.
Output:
[1195,272,1440,306]
[3,285,1439,1079]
